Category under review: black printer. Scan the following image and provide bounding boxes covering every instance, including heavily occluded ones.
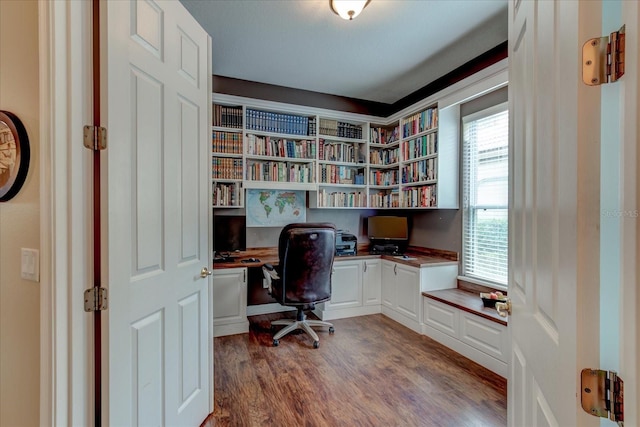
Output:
[335,230,357,256]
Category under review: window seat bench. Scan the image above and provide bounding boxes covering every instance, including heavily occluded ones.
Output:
[421,288,509,377]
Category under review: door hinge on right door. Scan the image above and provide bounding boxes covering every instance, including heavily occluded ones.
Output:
[581,368,624,426]
[582,25,625,86]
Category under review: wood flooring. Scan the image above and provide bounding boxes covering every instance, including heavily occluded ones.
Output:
[201,313,506,427]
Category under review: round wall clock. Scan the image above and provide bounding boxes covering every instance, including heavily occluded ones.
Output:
[0,110,30,202]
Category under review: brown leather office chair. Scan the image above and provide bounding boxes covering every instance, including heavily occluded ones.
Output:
[262,223,336,348]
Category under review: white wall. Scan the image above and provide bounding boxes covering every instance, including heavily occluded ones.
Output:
[0,1,41,426]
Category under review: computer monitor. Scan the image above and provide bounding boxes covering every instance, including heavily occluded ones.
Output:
[367,216,409,254]
[213,215,246,257]
[367,216,408,240]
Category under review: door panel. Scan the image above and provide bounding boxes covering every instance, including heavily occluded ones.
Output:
[106,1,211,425]
[328,261,362,309]
[508,0,600,425]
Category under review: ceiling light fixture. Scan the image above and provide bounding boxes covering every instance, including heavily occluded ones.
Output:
[330,0,370,21]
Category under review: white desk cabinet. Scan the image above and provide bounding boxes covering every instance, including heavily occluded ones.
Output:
[381,260,457,333]
[212,267,249,337]
[362,258,382,306]
[324,259,363,310]
[313,258,382,320]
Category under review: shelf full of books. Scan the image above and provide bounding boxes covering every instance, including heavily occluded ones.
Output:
[398,104,440,208]
[246,108,316,136]
[212,124,244,207]
[210,96,457,210]
[213,182,243,208]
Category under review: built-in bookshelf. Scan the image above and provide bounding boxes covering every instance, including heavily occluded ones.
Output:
[314,116,368,208]
[211,97,458,210]
[243,107,317,190]
[212,107,244,207]
[368,122,400,208]
[400,105,439,208]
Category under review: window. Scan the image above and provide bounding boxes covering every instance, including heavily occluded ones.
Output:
[462,103,509,287]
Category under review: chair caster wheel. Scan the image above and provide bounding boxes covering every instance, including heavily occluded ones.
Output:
[313,341,320,349]
[273,339,279,347]
[329,327,335,334]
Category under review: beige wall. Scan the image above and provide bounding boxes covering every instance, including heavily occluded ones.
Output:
[0,1,41,426]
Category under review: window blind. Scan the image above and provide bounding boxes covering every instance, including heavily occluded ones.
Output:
[462,104,509,286]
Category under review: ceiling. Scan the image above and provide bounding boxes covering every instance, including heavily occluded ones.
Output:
[180,0,508,105]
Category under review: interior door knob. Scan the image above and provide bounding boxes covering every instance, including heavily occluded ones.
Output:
[200,267,213,278]
[496,298,512,317]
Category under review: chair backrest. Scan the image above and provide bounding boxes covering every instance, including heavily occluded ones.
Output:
[275,223,336,305]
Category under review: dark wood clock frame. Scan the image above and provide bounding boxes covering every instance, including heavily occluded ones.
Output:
[0,110,30,202]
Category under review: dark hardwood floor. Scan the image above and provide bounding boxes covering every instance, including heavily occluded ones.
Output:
[201,313,506,427]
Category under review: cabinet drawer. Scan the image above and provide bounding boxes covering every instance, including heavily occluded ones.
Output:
[423,298,458,338]
[459,311,507,362]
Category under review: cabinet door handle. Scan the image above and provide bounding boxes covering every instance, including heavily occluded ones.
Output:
[394,264,397,275]
[243,270,246,283]
[363,262,367,272]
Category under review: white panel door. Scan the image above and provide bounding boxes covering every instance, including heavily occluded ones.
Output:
[380,260,396,308]
[327,260,362,310]
[104,1,211,426]
[508,0,601,425]
[395,264,419,321]
[362,259,381,305]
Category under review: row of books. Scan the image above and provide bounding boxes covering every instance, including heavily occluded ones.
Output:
[212,131,243,154]
[319,140,364,163]
[213,182,242,207]
[369,169,398,186]
[319,119,363,139]
[369,190,400,208]
[369,146,399,165]
[319,165,365,185]
[246,109,314,136]
[401,158,437,183]
[212,157,243,180]
[317,189,367,208]
[404,133,437,160]
[245,161,315,183]
[245,134,316,159]
[213,105,243,129]
[370,126,400,145]
[402,184,437,208]
[402,107,438,138]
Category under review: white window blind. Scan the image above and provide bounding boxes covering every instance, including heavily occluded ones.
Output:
[462,104,509,286]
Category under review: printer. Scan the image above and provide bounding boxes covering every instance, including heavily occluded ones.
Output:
[335,230,357,256]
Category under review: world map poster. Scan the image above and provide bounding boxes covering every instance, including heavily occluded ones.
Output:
[246,189,306,227]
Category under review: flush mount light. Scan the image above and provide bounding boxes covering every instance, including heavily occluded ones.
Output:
[330,0,371,21]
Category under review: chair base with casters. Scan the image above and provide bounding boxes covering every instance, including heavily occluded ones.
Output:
[271,305,335,348]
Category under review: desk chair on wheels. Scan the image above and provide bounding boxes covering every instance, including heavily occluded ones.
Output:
[262,223,336,348]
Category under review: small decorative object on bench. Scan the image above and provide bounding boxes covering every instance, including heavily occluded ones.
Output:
[480,291,507,308]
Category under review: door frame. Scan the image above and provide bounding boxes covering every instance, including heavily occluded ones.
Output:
[38,0,93,425]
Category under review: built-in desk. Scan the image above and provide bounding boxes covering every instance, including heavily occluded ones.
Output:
[211,246,509,376]
[212,245,459,335]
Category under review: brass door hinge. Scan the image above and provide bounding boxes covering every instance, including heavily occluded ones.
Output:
[84,287,108,312]
[83,125,107,150]
[581,368,624,426]
[582,25,625,86]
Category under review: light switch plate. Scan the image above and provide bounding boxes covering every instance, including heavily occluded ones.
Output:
[21,248,40,282]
